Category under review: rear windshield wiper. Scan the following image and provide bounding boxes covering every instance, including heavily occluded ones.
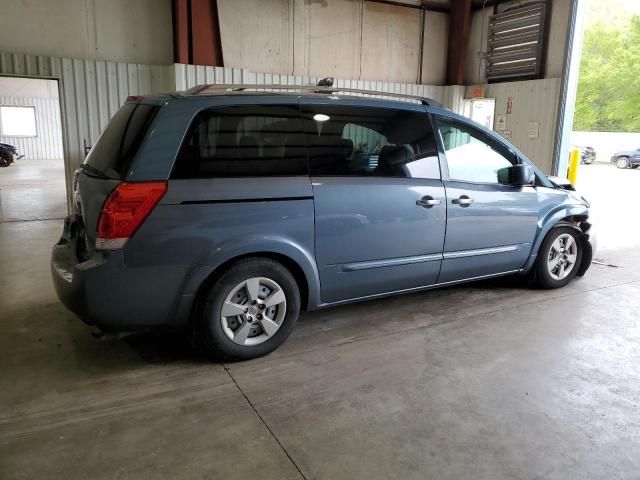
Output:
[80,163,113,179]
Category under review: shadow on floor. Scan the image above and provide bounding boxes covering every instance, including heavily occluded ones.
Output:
[89,275,535,366]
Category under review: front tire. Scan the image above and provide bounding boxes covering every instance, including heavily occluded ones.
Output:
[199,257,300,360]
[535,227,583,289]
[616,157,630,169]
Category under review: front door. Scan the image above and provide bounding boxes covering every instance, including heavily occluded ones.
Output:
[301,100,446,303]
[433,115,539,283]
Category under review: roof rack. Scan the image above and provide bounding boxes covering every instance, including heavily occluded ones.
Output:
[184,84,443,108]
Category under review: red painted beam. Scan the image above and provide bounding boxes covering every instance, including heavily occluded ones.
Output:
[446,0,472,85]
[172,0,190,64]
[190,0,223,66]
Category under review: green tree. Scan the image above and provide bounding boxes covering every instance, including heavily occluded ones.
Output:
[574,15,640,132]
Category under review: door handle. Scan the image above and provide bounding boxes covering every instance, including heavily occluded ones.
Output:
[452,195,474,206]
[416,196,441,208]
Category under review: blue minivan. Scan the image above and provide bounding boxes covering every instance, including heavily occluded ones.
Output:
[52,85,596,359]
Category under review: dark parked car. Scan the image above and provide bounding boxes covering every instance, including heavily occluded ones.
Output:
[51,85,596,360]
[611,147,640,169]
[580,146,596,165]
[0,142,24,167]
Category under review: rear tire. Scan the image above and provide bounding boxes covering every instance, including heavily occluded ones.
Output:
[616,157,630,169]
[198,257,300,361]
[534,227,583,289]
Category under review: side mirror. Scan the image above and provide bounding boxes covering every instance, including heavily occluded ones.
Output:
[497,164,535,186]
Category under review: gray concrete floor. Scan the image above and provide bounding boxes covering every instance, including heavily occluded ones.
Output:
[1,165,640,479]
[0,159,66,222]
[576,163,640,250]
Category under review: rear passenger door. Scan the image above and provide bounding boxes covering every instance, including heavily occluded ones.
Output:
[301,99,446,303]
[144,101,315,286]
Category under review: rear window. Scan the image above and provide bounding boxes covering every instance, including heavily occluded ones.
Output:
[171,105,307,178]
[84,103,159,178]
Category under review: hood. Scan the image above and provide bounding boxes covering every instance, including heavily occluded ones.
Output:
[548,176,591,207]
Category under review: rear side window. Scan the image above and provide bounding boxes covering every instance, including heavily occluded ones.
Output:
[84,103,158,178]
[301,104,440,179]
[172,105,307,178]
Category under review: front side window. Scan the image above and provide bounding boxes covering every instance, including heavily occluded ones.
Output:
[435,118,514,184]
[172,105,307,178]
[302,105,440,179]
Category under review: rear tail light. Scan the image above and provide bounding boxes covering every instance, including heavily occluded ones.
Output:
[96,181,167,250]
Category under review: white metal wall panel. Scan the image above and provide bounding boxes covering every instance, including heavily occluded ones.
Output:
[0,52,175,208]
[483,78,560,173]
[0,96,63,159]
[173,63,460,110]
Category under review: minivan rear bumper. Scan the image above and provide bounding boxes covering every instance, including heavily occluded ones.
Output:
[51,215,190,331]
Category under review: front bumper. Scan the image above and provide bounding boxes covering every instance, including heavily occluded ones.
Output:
[576,221,597,277]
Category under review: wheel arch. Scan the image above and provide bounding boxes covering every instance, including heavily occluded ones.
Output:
[193,251,312,315]
[522,211,591,275]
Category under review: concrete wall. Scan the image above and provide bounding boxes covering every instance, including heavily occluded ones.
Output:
[218,0,450,84]
[0,77,64,160]
[0,0,173,65]
[293,0,363,80]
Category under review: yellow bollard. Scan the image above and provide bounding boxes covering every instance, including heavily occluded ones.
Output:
[567,147,580,185]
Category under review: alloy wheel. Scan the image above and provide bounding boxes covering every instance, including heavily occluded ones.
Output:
[220,277,287,346]
[547,233,578,280]
[616,157,629,169]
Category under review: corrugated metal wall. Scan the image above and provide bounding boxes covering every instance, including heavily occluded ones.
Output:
[482,78,560,174]
[0,51,465,210]
[173,64,461,110]
[0,52,175,208]
[0,96,63,159]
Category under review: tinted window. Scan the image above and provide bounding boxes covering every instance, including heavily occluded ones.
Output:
[84,103,158,179]
[302,105,440,179]
[172,105,307,178]
[435,118,514,183]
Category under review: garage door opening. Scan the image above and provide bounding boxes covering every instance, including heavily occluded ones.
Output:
[0,76,65,222]
[568,0,640,251]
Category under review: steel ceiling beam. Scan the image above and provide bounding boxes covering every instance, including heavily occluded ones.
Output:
[171,0,224,66]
